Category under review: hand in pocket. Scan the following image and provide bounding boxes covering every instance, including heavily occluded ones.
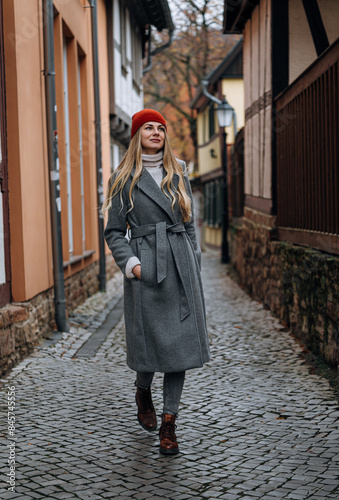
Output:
[132,264,141,280]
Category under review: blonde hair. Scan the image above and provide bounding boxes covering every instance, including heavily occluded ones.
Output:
[102,128,192,222]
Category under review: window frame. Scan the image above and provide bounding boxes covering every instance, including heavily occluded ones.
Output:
[120,0,128,77]
[131,22,141,93]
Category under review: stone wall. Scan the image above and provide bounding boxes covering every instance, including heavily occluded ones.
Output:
[64,257,116,310]
[231,207,339,367]
[0,257,117,376]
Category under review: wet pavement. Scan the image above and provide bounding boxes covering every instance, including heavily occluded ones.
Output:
[1,253,338,499]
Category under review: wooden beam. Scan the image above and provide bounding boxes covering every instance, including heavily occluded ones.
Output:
[245,195,273,214]
[301,0,330,57]
[278,228,339,256]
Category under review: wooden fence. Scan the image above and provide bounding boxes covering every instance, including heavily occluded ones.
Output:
[275,39,338,255]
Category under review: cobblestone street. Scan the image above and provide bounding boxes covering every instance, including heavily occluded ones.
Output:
[1,254,338,499]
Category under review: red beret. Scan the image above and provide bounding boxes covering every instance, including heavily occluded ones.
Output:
[131,109,167,138]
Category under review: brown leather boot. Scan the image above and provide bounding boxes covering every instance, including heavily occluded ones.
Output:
[135,387,157,431]
[159,413,179,455]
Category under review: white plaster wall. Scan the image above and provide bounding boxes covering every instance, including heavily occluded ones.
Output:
[243,0,272,200]
[113,143,120,170]
[113,0,143,119]
[262,105,272,199]
[113,0,120,44]
[251,6,260,105]
[289,0,339,84]
[289,0,317,83]
[243,21,251,197]
[252,113,260,197]
[126,9,132,61]
[260,0,271,95]
[243,23,251,112]
[318,0,339,44]
[244,118,252,196]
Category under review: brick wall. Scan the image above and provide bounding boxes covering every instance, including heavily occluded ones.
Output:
[231,207,339,367]
[0,257,117,376]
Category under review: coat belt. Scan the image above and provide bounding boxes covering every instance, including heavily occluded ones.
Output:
[130,222,190,321]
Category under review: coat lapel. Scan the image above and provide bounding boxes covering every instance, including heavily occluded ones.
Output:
[131,167,178,223]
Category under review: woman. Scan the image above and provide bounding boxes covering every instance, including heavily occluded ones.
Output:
[103,109,210,455]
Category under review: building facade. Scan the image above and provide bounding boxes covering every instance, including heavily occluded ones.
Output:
[191,41,244,251]
[224,0,339,366]
[0,0,173,375]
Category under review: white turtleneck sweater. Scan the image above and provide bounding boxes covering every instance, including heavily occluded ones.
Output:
[125,151,164,278]
[142,151,164,187]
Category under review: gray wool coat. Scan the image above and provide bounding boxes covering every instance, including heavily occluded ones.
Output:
[104,161,210,373]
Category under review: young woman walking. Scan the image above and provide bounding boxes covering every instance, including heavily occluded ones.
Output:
[103,109,210,455]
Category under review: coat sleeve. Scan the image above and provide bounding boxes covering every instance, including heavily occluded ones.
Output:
[104,183,137,275]
[180,161,202,269]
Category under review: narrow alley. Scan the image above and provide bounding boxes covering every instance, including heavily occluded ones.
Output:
[1,254,338,500]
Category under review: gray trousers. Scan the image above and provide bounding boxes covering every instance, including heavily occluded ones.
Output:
[135,371,185,416]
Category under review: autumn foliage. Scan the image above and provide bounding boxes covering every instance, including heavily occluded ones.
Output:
[144,0,241,166]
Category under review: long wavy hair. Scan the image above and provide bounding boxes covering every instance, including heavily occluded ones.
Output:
[102,128,192,222]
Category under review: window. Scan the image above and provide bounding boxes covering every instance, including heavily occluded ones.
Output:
[54,14,93,266]
[63,37,73,257]
[204,181,222,227]
[110,141,121,173]
[131,24,141,92]
[77,57,85,254]
[120,1,127,76]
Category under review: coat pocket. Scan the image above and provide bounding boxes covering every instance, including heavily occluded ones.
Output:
[140,248,157,286]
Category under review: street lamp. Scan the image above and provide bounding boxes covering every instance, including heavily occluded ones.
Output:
[201,81,235,264]
[216,98,235,264]
[216,99,234,129]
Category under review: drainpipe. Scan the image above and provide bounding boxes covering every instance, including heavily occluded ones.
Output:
[90,0,106,291]
[143,27,174,74]
[43,0,68,332]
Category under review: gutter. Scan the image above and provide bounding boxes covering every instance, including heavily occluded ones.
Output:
[90,0,106,291]
[143,27,174,74]
[43,0,68,332]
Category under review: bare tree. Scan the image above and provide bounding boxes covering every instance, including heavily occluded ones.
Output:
[144,0,241,164]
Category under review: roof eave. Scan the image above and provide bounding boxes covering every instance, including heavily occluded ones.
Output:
[133,0,174,32]
[126,0,174,32]
[223,0,259,34]
[190,39,243,110]
[207,39,243,85]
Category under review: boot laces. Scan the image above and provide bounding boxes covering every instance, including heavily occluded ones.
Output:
[160,421,176,440]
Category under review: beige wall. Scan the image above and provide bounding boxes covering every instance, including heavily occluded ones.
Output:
[196,109,220,175]
[4,0,53,301]
[3,0,113,301]
[205,226,222,248]
[221,78,244,144]
[197,135,220,178]
[197,106,218,146]
[289,0,339,83]
[98,0,112,207]
[196,77,244,178]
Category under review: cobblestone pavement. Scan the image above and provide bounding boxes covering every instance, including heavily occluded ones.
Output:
[1,254,339,500]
